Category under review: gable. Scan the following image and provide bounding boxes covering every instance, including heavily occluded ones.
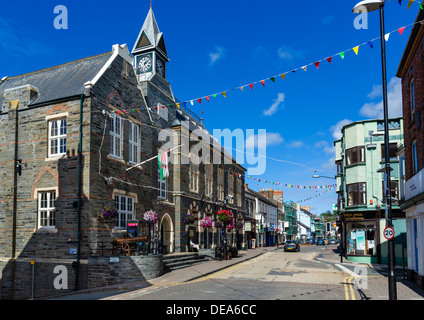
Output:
[135,31,152,49]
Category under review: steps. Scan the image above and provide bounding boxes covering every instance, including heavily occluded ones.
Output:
[163,252,212,272]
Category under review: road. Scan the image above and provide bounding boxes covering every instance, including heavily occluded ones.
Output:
[103,245,350,300]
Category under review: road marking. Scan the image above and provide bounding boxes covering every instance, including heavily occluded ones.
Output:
[343,276,356,300]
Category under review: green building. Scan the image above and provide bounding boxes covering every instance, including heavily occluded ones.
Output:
[284,201,298,240]
[334,117,407,265]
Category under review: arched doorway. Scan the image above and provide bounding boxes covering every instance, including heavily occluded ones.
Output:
[187,201,200,249]
[203,204,214,249]
[160,213,174,254]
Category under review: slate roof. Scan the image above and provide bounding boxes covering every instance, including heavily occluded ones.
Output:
[0,51,112,108]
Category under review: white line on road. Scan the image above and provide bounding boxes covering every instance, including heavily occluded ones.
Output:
[335,264,360,277]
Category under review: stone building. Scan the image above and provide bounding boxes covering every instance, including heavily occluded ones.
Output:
[0,7,245,299]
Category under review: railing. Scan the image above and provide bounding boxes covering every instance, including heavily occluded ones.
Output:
[89,240,167,256]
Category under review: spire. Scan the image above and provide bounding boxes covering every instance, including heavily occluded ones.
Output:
[132,6,168,61]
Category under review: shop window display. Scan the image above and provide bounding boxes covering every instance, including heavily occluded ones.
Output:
[347,222,376,256]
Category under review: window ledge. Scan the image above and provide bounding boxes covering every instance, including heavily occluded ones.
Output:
[36,227,58,233]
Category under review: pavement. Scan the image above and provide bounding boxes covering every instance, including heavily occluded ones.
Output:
[316,245,424,300]
[48,244,424,300]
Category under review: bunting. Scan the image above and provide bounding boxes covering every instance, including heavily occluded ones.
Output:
[104,21,417,115]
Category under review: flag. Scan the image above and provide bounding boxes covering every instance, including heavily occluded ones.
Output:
[158,151,169,181]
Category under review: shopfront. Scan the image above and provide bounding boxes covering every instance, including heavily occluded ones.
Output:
[343,209,406,264]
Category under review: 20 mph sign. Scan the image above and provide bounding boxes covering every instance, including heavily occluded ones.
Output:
[384,227,395,240]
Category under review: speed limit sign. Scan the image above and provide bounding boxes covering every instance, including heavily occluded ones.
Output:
[384,227,395,240]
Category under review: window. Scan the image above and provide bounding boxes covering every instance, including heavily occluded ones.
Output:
[382,180,399,202]
[347,222,376,256]
[218,168,224,201]
[205,164,213,198]
[110,115,122,158]
[114,195,134,228]
[49,118,67,157]
[158,169,166,199]
[412,141,418,174]
[237,178,242,207]
[346,146,365,165]
[129,122,140,164]
[347,182,366,206]
[410,79,415,118]
[336,160,343,175]
[38,191,56,228]
[381,143,398,162]
[228,171,234,204]
[189,155,199,192]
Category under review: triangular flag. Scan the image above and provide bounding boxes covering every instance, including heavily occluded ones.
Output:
[222,92,226,98]
[260,80,265,86]
[368,41,374,48]
[353,46,359,55]
[213,94,217,98]
[301,66,307,72]
[385,33,390,41]
[206,96,210,102]
[281,73,286,80]
[314,61,320,69]
[198,98,202,104]
[408,0,413,10]
[239,86,244,92]
[326,57,332,63]
[250,83,254,90]
[190,100,194,105]
[176,103,180,109]
[270,77,275,82]
[398,27,405,35]
[339,52,345,59]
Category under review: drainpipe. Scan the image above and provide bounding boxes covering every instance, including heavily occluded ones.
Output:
[75,94,84,291]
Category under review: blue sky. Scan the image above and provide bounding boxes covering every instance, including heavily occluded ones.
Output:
[0,0,419,215]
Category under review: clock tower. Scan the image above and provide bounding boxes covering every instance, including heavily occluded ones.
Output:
[132,6,169,81]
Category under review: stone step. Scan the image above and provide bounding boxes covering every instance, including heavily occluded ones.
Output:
[163,253,211,272]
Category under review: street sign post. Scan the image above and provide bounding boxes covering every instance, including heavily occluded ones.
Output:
[384,226,395,241]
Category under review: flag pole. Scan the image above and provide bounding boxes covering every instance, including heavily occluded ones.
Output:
[126,144,183,172]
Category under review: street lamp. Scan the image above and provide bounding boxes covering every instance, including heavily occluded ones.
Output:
[312,175,336,180]
[353,0,397,300]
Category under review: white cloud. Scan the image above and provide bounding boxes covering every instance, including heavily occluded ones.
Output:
[277,46,304,61]
[359,77,403,119]
[287,140,304,148]
[209,46,226,65]
[245,132,284,149]
[263,93,285,116]
[330,119,352,140]
[314,140,334,155]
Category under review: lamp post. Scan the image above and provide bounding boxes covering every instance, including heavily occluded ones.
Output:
[312,175,336,180]
[353,0,397,300]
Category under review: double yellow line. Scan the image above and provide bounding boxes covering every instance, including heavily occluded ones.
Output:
[344,276,356,300]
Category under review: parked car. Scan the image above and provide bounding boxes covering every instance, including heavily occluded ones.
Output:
[316,239,325,246]
[284,240,300,252]
[329,239,337,245]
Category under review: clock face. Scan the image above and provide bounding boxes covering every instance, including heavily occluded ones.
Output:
[138,55,152,73]
[156,58,165,77]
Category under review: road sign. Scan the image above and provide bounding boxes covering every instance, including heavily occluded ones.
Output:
[384,227,395,240]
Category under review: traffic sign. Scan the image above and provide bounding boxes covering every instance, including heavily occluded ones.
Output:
[384,227,395,240]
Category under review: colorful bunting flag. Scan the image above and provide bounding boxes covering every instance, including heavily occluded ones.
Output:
[326,57,332,63]
[353,46,359,55]
[398,27,405,35]
[314,61,320,69]
[339,52,345,59]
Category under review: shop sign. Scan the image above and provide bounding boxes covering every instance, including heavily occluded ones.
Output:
[245,222,251,232]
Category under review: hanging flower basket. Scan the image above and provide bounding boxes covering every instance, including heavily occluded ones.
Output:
[216,210,233,225]
[183,214,195,224]
[235,221,244,230]
[100,204,118,219]
[215,220,224,228]
[143,210,158,223]
[201,217,213,229]
[226,219,235,231]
